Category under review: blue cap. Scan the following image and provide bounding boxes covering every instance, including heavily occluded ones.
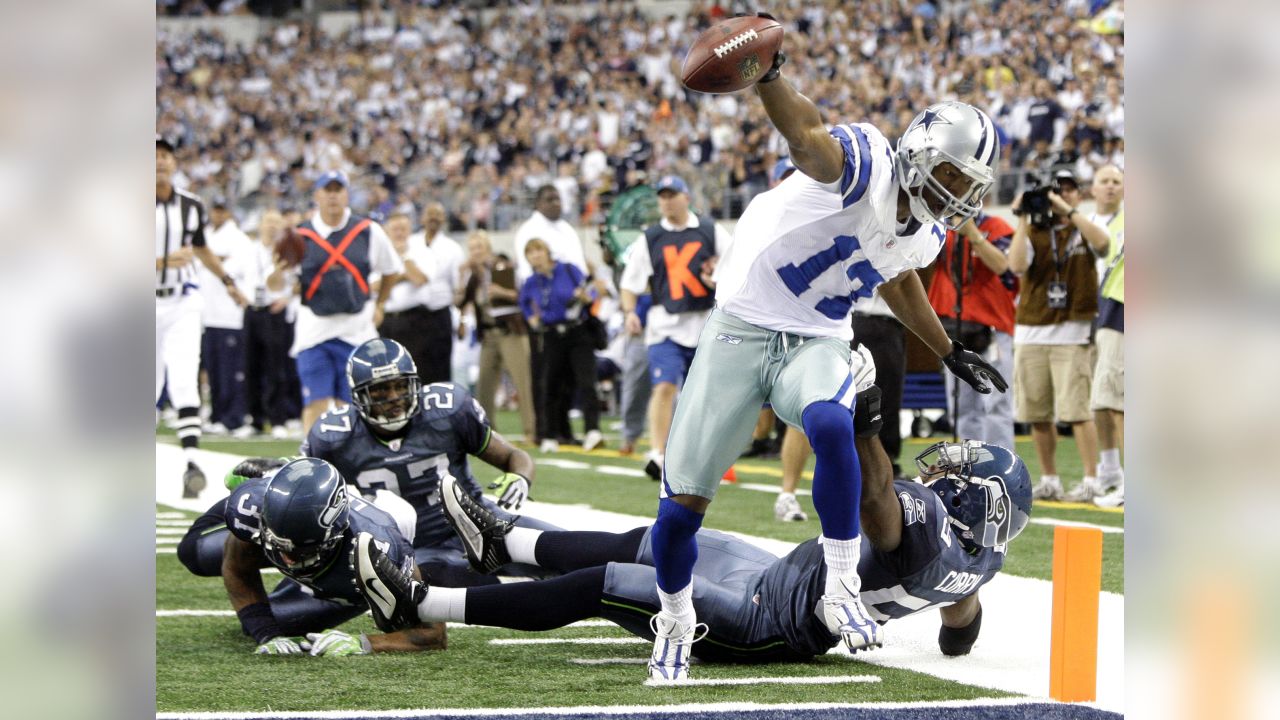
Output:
[654,175,689,195]
[314,170,350,191]
[772,157,796,184]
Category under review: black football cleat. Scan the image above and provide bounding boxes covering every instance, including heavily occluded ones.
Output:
[644,458,661,482]
[440,475,513,573]
[351,532,425,633]
[182,462,206,499]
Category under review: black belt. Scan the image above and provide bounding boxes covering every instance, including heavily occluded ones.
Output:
[156,287,178,298]
[547,319,584,335]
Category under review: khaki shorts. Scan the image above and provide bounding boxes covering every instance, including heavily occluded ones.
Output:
[1014,343,1094,423]
[662,310,856,499]
[1090,328,1124,412]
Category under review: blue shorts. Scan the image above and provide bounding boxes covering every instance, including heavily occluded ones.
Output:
[296,338,356,404]
[647,339,698,387]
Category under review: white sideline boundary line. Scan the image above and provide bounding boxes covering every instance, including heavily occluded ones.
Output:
[157,512,188,518]
[157,528,187,535]
[158,520,195,527]
[568,657,648,665]
[642,675,880,688]
[154,610,613,632]
[155,697,1071,719]
[491,637,647,646]
[1030,517,1124,534]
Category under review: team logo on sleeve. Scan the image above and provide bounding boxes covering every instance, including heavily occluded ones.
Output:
[899,492,926,526]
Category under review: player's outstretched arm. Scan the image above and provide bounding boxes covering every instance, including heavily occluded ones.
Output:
[856,435,903,552]
[477,430,536,482]
[754,68,844,184]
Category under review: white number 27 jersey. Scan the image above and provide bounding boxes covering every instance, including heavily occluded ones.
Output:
[715,123,946,341]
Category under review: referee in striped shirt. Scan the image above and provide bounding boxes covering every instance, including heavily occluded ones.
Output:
[156,135,246,497]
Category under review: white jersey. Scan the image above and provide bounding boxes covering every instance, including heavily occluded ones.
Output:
[716,123,946,341]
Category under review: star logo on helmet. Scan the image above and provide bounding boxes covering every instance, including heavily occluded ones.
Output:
[917,108,952,132]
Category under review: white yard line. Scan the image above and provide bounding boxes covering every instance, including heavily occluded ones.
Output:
[156,512,188,518]
[156,443,1125,714]
[642,675,880,688]
[1030,517,1124,534]
[490,638,648,646]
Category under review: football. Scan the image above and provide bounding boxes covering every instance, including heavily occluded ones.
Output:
[681,15,784,94]
[275,227,308,266]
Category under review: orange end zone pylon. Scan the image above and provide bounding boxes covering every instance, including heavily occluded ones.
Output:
[721,466,738,483]
[1049,525,1103,702]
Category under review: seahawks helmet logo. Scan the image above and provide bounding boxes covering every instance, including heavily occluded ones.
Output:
[318,482,346,529]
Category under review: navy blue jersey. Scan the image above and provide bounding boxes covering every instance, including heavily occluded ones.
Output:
[223,479,413,607]
[757,480,1005,656]
[302,382,492,548]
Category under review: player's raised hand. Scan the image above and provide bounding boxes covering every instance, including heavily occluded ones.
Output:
[487,472,530,511]
[942,341,1008,394]
[254,636,304,655]
[302,629,369,657]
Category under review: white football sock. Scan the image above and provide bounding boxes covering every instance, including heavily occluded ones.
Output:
[658,584,694,619]
[1099,449,1121,473]
[505,527,543,565]
[418,586,467,624]
[821,535,862,595]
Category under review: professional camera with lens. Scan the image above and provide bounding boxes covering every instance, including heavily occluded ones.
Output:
[1013,169,1056,230]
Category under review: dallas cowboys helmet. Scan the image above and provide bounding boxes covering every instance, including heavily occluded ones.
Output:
[895,101,1000,226]
[915,440,1032,550]
[347,338,421,433]
[261,458,350,578]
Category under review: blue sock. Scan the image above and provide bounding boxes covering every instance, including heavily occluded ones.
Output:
[650,497,704,593]
[803,401,861,540]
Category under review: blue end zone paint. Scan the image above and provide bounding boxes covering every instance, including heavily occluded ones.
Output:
[160,704,1122,720]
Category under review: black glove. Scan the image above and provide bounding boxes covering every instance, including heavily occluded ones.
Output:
[759,50,787,84]
[942,340,1008,395]
[853,385,883,439]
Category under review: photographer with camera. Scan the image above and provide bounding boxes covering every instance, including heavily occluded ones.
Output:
[1008,170,1111,502]
[927,214,1019,452]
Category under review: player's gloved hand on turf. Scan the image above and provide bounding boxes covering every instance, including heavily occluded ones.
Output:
[254,636,304,655]
[854,385,884,439]
[942,340,1008,395]
[301,629,371,657]
[487,472,530,511]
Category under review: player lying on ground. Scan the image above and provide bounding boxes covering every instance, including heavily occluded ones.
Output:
[305,338,560,582]
[217,457,445,656]
[353,436,1032,667]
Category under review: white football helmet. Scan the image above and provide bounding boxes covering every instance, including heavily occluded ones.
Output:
[895,101,999,226]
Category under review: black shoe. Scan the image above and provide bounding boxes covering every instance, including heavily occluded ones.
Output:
[644,458,662,482]
[440,475,513,573]
[182,462,206,499]
[350,532,426,633]
[741,437,776,459]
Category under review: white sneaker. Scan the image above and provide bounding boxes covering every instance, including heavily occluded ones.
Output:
[1032,476,1064,501]
[231,425,256,439]
[820,577,883,652]
[1064,477,1102,503]
[646,612,706,683]
[1094,486,1125,508]
[285,419,302,433]
[204,422,229,436]
[774,493,808,522]
[582,429,604,452]
[539,439,560,453]
[270,425,290,440]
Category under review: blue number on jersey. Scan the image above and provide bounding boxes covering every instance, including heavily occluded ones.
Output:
[776,234,886,320]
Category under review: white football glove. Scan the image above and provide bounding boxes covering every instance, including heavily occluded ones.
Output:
[851,344,877,392]
[487,472,530,511]
[254,637,304,655]
[301,629,370,657]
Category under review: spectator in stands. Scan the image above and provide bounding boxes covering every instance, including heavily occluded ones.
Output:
[241,210,298,439]
[277,170,403,434]
[377,211,437,378]
[458,230,537,445]
[518,238,601,452]
[198,196,253,436]
[408,202,464,385]
[1007,170,1111,502]
[1088,165,1125,507]
[619,176,731,481]
[927,215,1020,453]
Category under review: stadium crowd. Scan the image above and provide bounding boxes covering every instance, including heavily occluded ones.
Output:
[156,0,1125,507]
[156,0,1123,228]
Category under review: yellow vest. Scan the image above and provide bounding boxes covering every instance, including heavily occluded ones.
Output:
[1100,208,1124,303]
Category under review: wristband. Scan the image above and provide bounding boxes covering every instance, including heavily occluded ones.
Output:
[938,605,983,656]
[360,633,373,654]
[237,602,284,645]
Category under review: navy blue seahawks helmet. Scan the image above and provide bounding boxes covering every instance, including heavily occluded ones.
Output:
[261,458,350,578]
[915,440,1032,550]
[347,339,421,432]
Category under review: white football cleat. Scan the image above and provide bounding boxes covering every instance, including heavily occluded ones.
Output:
[646,612,707,683]
[1032,476,1064,501]
[774,493,808,522]
[820,576,883,652]
[582,429,604,452]
[1064,477,1102,503]
[440,475,513,573]
[350,532,425,633]
[1094,486,1125,508]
